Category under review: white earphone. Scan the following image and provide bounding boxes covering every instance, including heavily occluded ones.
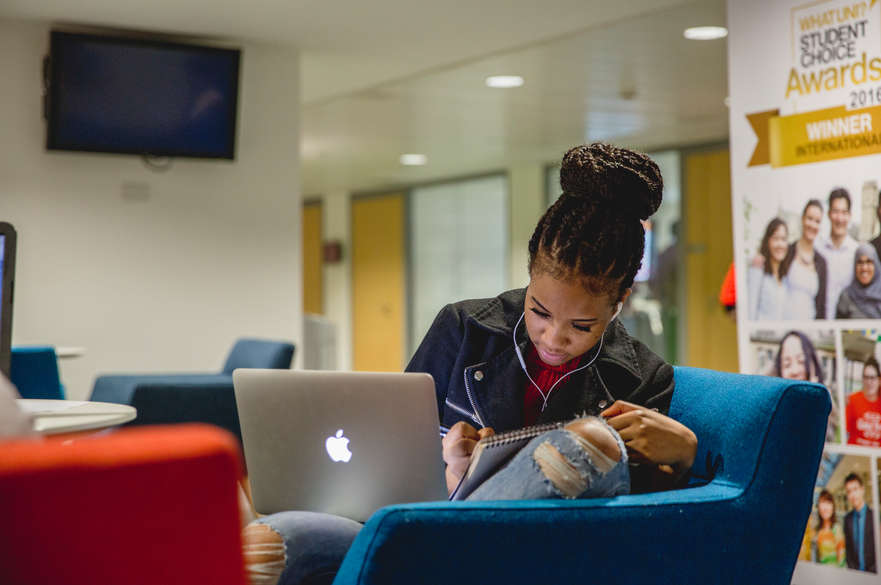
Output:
[512,300,621,412]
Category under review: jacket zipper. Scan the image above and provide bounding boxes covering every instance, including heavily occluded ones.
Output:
[462,366,485,427]
[444,398,479,424]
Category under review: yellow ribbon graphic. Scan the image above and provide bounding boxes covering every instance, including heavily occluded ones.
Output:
[748,104,881,167]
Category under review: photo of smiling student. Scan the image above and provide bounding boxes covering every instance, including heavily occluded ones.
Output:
[747,218,788,320]
[845,357,881,448]
[797,453,875,573]
[749,329,839,443]
[812,489,846,566]
[841,330,881,449]
[835,243,881,319]
[843,472,876,573]
[818,188,859,320]
[780,200,828,320]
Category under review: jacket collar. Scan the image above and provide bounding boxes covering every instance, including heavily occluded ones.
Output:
[464,288,643,382]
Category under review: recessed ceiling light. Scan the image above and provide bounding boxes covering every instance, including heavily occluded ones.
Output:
[683,26,728,40]
[400,153,427,166]
[485,75,524,88]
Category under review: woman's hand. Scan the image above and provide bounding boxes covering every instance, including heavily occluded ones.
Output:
[601,401,697,475]
[442,421,494,495]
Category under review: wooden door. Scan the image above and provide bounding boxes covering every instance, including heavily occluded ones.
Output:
[302,200,323,315]
[684,148,739,371]
[351,193,405,371]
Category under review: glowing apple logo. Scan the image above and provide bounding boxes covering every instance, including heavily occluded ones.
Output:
[325,429,352,463]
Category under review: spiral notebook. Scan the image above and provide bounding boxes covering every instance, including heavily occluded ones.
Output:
[450,421,565,501]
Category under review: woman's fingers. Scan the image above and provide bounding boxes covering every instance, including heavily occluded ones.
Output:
[600,400,640,418]
[446,421,480,440]
[445,437,478,459]
[477,426,495,440]
[602,410,643,433]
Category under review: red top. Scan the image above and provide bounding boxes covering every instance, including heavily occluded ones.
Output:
[523,344,583,426]
[846,391,881,447]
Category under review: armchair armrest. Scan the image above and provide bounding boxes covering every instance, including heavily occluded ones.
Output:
[335,485,747,585]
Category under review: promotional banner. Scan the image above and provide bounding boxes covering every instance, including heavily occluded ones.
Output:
[730,0,881,582]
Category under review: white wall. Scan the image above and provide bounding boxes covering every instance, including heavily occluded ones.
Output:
[0,20,303,399]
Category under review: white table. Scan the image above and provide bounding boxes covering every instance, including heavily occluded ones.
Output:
[55,346,86,359]
[17,399,136,435]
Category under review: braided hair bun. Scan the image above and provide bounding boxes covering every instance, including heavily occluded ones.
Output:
[559,143,662,221]
[528,143,664,297]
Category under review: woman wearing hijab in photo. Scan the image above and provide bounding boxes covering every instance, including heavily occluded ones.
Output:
[781,200,828,320]
[772,330,838,443]
[748,218,788,320]
[836,243,881,319]
[813,489,846,566]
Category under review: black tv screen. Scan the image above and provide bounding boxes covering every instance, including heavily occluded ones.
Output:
[47,31,240,159]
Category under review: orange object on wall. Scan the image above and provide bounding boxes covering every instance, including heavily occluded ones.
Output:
[719,262,737,308]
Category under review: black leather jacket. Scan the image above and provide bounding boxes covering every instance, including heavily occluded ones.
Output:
[406,288,675,435]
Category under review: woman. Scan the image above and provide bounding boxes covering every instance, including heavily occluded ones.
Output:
[242,144,698,584]
[772,330,823,383]
[772,330,837,443]
[836,243,881,319]
[781,200,828,320]
[813,489,845,566]
[748,218,789,320]
[420,143,697,498]
[846,357,881,447]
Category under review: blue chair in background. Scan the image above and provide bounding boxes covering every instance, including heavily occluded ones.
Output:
[10,346,65,400]
[90,338,294,442]
[332,367,831,585]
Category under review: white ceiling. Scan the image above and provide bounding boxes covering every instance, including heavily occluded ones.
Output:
[0,0,695,102]
[0,0,729,195]
[303,0,729,194]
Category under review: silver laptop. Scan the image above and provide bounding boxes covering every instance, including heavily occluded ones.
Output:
[233,369,448,522]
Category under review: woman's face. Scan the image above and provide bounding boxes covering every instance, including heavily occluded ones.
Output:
[780,335,808,381]
[856,254,875,286]
[802,205,822,243]
[863,365,879,400]
[818,499,834,522]
[769,225,789,263]
[524,271,623,366]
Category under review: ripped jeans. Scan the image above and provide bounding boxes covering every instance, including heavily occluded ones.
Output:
[468,417,630,500]
[243,417,628,585]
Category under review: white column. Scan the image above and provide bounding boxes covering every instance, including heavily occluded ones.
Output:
[322,190,353,370]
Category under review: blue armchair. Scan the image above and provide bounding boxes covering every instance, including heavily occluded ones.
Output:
[90,338,294,441]
[332,367,830,585]
[10,346,65,400]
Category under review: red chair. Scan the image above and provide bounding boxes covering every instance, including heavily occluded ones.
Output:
[0,424,246,585]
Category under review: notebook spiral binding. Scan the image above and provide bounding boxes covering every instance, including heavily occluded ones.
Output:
[480,421,565,447]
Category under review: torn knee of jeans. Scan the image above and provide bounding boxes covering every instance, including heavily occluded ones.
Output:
[563,418,621,471]
[533,440,589,498]
[243,522,287,585]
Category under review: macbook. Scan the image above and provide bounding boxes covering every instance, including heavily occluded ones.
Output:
[0,222,16,378]
[233,369,448,522]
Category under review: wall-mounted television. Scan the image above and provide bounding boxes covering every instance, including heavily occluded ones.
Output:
[46,31,240,159]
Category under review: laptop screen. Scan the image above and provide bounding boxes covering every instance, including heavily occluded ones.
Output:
[0,224,16,378]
